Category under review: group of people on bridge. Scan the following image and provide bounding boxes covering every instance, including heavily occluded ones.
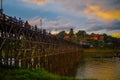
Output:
[0,10,50,37]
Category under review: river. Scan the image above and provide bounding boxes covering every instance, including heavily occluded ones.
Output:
[75,58,120,80]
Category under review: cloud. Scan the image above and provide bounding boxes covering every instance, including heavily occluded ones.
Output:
[96,0,120,10]
[87,19,120,32]
[59,0,120,20]
[22,0,55,5]
[58,0,120,20]
[21,0,120,33]
[108,20,120,30]
[22,0,120,20]
[84,5,120,20]
[56,0,120,32]
[111,32,120,38]
[29,16,77,32]
[29,16,46,26]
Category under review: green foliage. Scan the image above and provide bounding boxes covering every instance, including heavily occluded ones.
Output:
[103,34,120,49]
[0,68,96,80]
[57,31,66,38]
[76,30,86,38]
[75,37,80,42]
[0,68,75,80]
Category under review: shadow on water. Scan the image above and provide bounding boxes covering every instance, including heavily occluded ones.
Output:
[75,57,120,80]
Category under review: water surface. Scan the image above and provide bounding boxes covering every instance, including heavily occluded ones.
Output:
[75,58,120,80]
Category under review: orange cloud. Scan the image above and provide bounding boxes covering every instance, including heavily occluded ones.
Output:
[29,18,41,26]
[111,32,120,38]
[23,0,54,5]
[28,17,46,28]
[84,5,120,20]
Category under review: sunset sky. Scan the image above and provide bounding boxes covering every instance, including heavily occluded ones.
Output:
[2,0,120,37]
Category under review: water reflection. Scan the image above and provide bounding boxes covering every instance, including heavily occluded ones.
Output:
[75,58,120,80]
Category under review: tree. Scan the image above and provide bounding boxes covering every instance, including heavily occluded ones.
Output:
[76,30,86,38]
[103,33,108,42]
[69,28,74,38]
[57,31,66,38]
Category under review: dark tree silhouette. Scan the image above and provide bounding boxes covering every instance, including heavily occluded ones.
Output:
[69,28,74,38]
[76,30,86,38]
[57,31,66,38]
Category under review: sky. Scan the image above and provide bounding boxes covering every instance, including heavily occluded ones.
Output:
[2,0,120,37]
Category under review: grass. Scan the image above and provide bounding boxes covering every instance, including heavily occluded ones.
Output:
[0,68,96,80]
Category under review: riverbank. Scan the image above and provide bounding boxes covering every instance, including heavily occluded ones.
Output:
[0,68,96,80]
[83,48,120,58]
[84,48,120,53]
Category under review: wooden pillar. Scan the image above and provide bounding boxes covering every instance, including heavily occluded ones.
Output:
[0,38,2,66]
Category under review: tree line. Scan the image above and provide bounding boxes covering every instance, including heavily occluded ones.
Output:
[56,28,120,49]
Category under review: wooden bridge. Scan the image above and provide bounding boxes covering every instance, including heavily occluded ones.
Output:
[0,11,83,76]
